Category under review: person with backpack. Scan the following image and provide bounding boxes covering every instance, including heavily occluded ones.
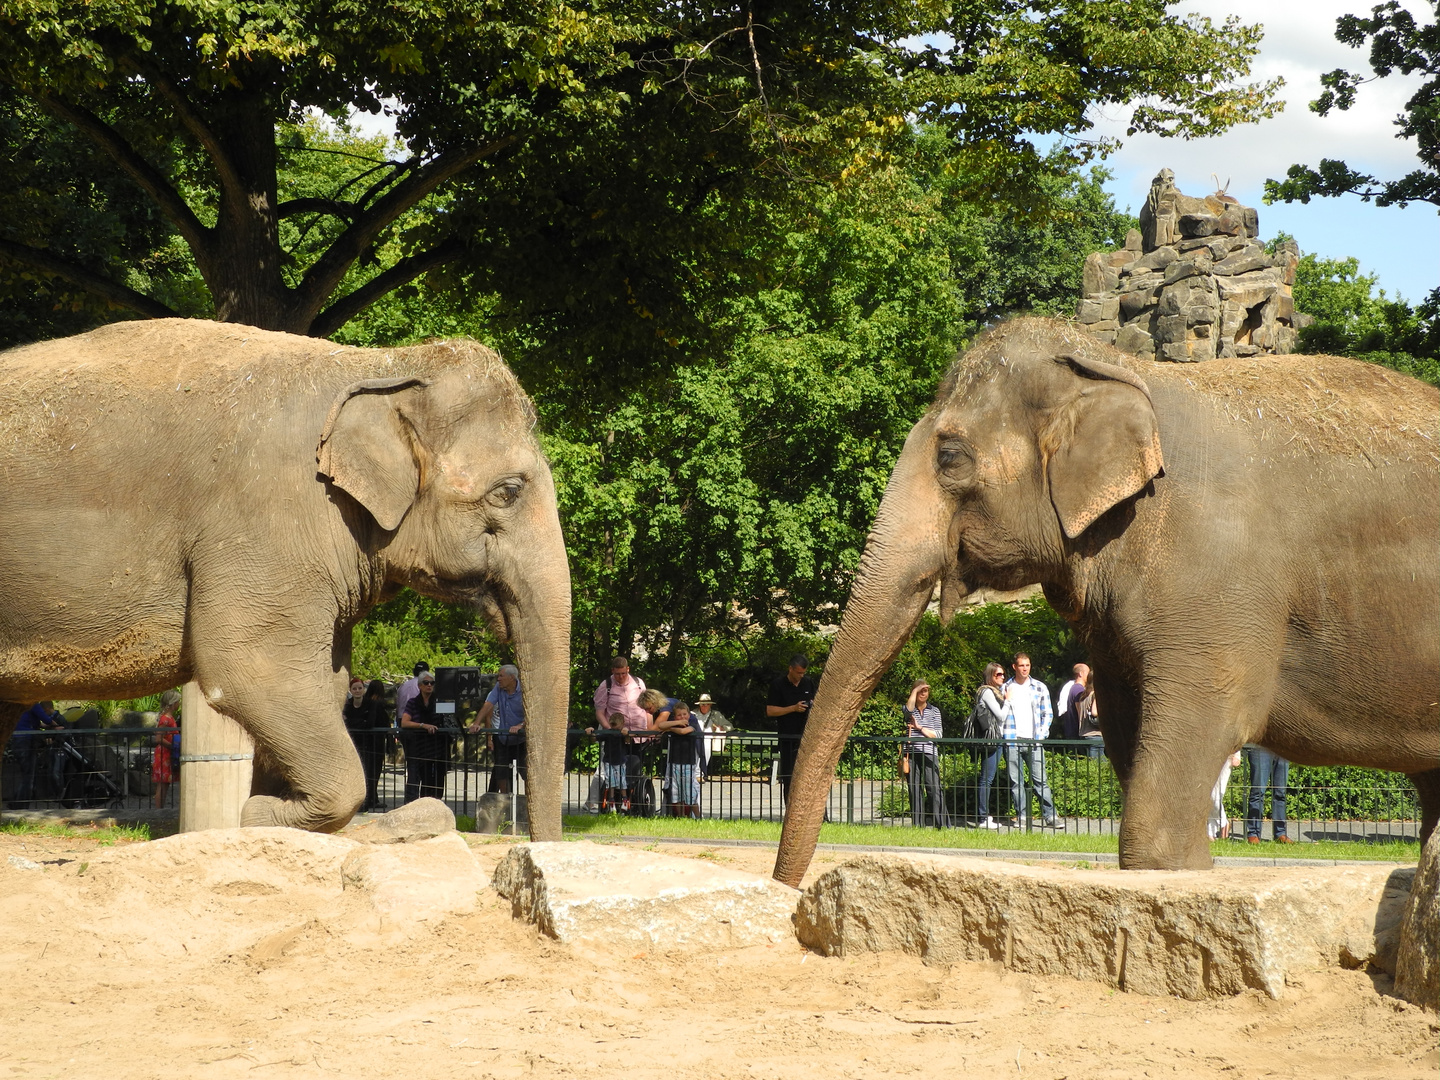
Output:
[586,657,650,812]
[971,663,1008,829]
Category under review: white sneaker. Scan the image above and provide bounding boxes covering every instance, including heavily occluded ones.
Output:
[980,817,1000,830]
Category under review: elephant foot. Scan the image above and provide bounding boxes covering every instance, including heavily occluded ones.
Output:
[1118,832,1214,871]
[240,793,360,833]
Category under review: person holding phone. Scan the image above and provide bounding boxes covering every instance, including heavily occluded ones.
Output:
[766,654,815,811]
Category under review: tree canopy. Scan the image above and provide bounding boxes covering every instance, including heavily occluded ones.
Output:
[1,0,1281,345]
[1265,1,1439,208]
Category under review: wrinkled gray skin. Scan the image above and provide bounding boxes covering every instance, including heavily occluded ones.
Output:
[0,320,571,838]
[776,318,1439,885]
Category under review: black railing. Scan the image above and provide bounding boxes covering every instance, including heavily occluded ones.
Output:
[2,729,1421,845]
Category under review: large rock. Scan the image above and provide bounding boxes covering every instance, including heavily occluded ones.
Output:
[795,853,1409,1000]
[493,841,799,951]
[341,797,455,844]
[341,832,485,921]
[1395,830,1439,1009]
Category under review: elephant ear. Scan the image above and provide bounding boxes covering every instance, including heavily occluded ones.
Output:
[316,377,429,531]
[1046,354,1165,539]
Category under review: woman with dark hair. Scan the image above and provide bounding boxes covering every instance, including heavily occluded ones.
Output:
[399,671,448,804]
[974,663,1008,829]
[903,680,948,829]
[344,677,390,811]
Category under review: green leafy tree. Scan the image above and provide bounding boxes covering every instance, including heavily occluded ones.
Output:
[1291,249,1440,384]
[0,0,1281,344]
[1265,1,1439,208]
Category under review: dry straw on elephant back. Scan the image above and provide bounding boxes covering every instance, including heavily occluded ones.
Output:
[947,317,1438,466]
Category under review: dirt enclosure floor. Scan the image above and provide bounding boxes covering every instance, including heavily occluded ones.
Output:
[0,830,1432,1080]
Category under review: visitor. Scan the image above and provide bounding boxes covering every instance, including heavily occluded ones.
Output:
[636,687,679,807]
[9,700,64,807]
[1246,747,1292,844]
[766,654,815,811]
[152,690,180,810]
[584,712,631,813]
[1057,663,1090,741]
[395,660,431,727]
[973,664,1007,829]
[469,665,526,794]
[1002,653,1058,828]
[902,680,948,829]
[399,670,448,803]
[695,693,730,776]
[587,656,649,811]
[1208,750,1243,839]
[656,701,703,819]
[1073,678,1103,759]
[343,678,389,811]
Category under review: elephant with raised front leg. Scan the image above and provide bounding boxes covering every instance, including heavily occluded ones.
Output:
[774,317,1439,885]
[0,319,571,839]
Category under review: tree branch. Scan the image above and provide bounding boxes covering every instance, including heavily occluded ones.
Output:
[0,238,179,319]
[278,197,356,221]
[116,53,245,200]
[34,93,211,255]
[307,239,462,339]
[294,134,520,317]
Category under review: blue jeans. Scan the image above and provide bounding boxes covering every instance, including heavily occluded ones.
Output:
[1246,748,1288,839]
[1006,741,1056,824]
[975,743,1002,820]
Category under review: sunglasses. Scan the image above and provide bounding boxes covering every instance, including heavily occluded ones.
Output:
[419,680,435,686]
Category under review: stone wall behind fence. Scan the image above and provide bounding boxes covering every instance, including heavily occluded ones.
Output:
[1076,169,1312,362]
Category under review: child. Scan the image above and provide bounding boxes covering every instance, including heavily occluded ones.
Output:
[585,712,630,813]
[656,701,702,819]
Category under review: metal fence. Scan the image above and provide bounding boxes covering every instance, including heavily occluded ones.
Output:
[2,728,1421,844]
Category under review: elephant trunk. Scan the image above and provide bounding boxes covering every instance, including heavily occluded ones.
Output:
[503,501,573,843]
[774,421,950,887]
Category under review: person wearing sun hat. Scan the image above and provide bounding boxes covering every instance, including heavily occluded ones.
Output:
[694,693,730,775]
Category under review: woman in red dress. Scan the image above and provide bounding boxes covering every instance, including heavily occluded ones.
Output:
[152,690,180,808]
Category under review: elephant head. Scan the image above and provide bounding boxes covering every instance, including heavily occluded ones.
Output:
[315,345,572,840]
[773,319,1163,885]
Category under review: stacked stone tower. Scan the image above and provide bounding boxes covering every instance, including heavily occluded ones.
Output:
[1075,169,1307,361]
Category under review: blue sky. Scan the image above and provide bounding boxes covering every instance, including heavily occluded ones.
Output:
[1090,1,1435,303]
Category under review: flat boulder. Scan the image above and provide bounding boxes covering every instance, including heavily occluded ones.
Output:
[795,853,1408,1000]
[493,841,798,951]
[342,832,485,922]
[1395,830,1439,1009]
[342,797,455,844]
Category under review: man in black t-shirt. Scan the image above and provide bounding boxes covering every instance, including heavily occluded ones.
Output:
[766,654,816,810]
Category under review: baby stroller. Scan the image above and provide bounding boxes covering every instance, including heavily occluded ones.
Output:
[55,734,125,809]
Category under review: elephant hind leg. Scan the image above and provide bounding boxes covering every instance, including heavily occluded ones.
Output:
[1411,767,1440,847]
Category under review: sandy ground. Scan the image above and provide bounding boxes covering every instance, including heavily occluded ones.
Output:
[0,830,1432,1080]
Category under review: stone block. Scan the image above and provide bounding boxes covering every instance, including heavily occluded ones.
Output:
[793,854,1409,1000]
[494,841,799,951]
[1082,253,1119,297]
[1274,326,1297,354]
[1088,329,1117,344]
[1217,272,1281,308]
[1077,298,1105,323]
[1178,212,1217,238]
[1242,205,1260,237]
[1276,292,1295,322]
[1132,246,1178,273]
[341,797,455,844]
[1160,341,1195,362]
[1215,208,1247,237]
[1155,314,1189,345]
[1395,830,1439,1009]
[1212,252,1274,277]
[473,792,528,834]
[1190,332,1217,360]
[1163,260,1207,285]
[1105,250,1132,269]
[1114,324,1154,354]
[1119,286,1160,320]
[341,832,485,921]
[1124,228,1143,252]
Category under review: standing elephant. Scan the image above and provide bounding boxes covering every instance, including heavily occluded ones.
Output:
[0,319,571,838]
[775,317,1438,884]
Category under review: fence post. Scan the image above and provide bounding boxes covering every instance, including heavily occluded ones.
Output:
[178,682,254,832]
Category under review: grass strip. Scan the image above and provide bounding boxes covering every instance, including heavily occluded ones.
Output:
[0,820,151,845]
[562,815,1419,863]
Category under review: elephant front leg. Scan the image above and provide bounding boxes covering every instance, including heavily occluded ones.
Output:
[1117,697,1249,870]
[188,614,364,832]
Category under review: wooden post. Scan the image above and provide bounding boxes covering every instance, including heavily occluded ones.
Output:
[178,681,254,832]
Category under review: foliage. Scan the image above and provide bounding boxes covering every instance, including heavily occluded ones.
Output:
[1265,1,1439,208]
[350,589,507,684]
[1289,246,1440,385]
[0,0,1281,341]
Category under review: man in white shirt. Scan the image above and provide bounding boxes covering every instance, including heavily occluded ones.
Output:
[1002,653,1058,828]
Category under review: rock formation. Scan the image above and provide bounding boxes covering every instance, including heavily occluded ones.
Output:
[1076,169,1308,361]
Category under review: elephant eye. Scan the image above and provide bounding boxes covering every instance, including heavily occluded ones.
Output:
[485,478,525,509]
[936,439,973,473]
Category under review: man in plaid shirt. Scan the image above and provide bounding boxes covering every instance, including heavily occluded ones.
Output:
[1002,653,1058,828]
